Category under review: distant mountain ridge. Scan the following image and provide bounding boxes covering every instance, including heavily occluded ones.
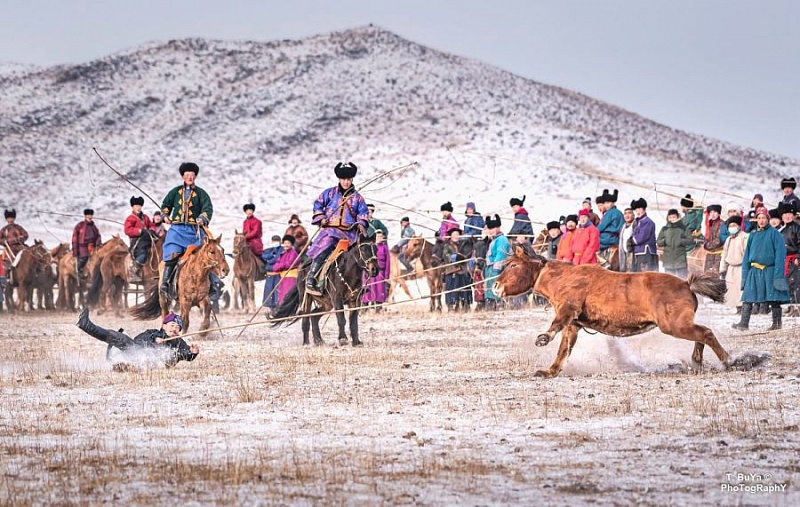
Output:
[1,25,797,242]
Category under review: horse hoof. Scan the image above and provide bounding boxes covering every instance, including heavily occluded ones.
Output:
[535,334,551,347]
[338,338,348,347]
[352,340,363,347]
[534,369,554,378]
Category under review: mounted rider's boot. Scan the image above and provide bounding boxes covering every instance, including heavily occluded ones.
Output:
[305,251,330,296]
[160,261,177,297]
[768,305,782,331]
[732,302,753,330]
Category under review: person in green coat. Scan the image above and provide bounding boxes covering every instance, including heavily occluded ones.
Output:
[656,209,695,279]
[733,207,791,331]
[679,193,705,250]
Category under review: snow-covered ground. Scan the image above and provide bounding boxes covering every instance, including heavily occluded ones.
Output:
[0,300,797,505]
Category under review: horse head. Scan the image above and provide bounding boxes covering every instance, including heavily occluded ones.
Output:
[49,242,70,260]
[405,235,425,261]
[101,235,129,256]
[494,245,547,298]
[232,229,246,257]
[203,234,230,278]
[355,241,379,278]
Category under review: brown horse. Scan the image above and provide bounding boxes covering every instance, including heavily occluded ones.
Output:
[5,240,52,311]
[386,250,424,303]
[493,248,753,378]
[405,236,444,312]
[57,254,79,311]
[130,236,229,336]
[232,231,265,314]
[36,242,69,310]
[530,229,548,255]
[85,236,130,316]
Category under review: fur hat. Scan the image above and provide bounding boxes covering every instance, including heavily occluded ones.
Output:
[243,203,255,212]
[485,214,502,229]
[546,220,561,231]
[595,194,606,204]
[565,214,578,225]
[334,162,358,179]
[288,214,301,224]
[706,204,722,214]
[179,162,199,176]
[667,208,679,217]
[162,312,183,329]
[601,189,619,203]
[400,216,410,223]
[726,216,743,227]
[130,196,145,207]
[83,209,94,216]
[781,177,797,190]
[440,201,454,212]
[578,209,591,217]
[509,195,526,207]
[630,198,647,210]
[281,234,296,245]
[778,202,797,216]
[4,209,15,219]
[582,197,592,205]
[445,228,462,237]
[768,208,781,219]
[680,194,694,208]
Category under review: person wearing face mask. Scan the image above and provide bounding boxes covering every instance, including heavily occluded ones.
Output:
[556,214,578,263]
[719,216,748,314]
[657,209,695,279]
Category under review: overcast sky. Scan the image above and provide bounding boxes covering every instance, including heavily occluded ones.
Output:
[2,0,798,159]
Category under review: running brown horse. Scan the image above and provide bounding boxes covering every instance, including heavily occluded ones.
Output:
[232,230,266,314]
[130,236,229,336]
[85,236,130,316]
[5,240,51,311]
[493,247,759,378]
[405,236,445,312]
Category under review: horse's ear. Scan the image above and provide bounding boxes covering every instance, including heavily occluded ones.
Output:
[217,233,223,242]
[235,229,240,234]
[514,245,526,257]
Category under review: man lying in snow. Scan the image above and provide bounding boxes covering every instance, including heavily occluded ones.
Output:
[77,307,199,368]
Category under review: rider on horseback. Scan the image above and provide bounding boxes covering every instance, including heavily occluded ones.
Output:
[304,162,369,296]
[124,196,154,281]
[159,162,222,302]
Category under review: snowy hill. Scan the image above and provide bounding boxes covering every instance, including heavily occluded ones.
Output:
[1,25,797,245]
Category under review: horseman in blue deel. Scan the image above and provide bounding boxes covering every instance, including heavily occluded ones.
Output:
[304,162,369,295]
[159,162,222,301]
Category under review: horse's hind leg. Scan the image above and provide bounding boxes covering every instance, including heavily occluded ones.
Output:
[535,324,580,378]
[658,309,731,368]
[349,309,361,347]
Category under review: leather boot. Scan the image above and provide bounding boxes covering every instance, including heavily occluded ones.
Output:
[305,252,329,295]
[76,307,134,350]
[760,302,771,315]
[732,302,753,330]
[160,262,177,296]
[768,305,782,331]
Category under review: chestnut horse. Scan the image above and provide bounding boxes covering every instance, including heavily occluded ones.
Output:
[130,236,229,336]
[5,240,51,311]
[386,250,424,303]
[36,242,69,310]
[85,236,130,316]
[494,248,739,378]
[405,236,444,312]
[232,231,266,314]
[57,254,80,311]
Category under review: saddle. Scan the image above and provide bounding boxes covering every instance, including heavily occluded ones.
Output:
[313,239,350,293]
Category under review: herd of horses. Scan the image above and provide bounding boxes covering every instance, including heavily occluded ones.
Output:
[4,227,765,377]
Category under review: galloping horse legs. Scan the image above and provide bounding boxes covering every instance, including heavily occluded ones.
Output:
[536,303,580,347]
[657,308,731,368]
[349,309,361,347]
[535,324,580,378]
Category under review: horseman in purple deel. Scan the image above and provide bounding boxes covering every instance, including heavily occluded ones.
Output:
[304,162,370,295]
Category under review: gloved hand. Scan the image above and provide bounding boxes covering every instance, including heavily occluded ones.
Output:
[197,216,208,226]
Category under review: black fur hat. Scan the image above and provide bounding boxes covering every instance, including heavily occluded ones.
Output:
[440,201,454,212]
[485,214,502,229]
[565,214,578,225]
[83,209,94,216]
[726,216,743,227]
[601,189,619,203]
[546,220,561,230]
[630,198,647,210]
[509,195,526,207]
[680,194,694,208]
[781,177,797,190]
[243,203,255,212]
[706,204,722,214]
[179,162,199,175]
[4,209,16,219]
[769,208,781,219]
[334,162,358,179]
[595,194,606,204]
[281,234,296,245]
[130,196,145,207]
[445,228,463,237]
[778,202,797,216]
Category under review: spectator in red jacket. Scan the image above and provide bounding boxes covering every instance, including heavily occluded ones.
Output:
[72,209,102,278]
[570,209,600,265]
[124,196,154,279]
[242,203,264,257]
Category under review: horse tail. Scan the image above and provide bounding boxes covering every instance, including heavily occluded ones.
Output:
[269,284,300,325]
[687,272,726,303]
[85,262,103,306]
[129,286,162,320]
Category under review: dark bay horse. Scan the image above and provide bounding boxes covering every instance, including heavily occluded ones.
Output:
[493,248,749,378]
[405,236,444,312]
[130,236,229,336]
[270,241,378,346]
[232,230,265,314]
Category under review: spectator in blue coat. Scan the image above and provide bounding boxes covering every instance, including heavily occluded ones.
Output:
[463,202,485,236]
[596,189,624,268]
[628,198,658,272]
[508,195,533,243]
